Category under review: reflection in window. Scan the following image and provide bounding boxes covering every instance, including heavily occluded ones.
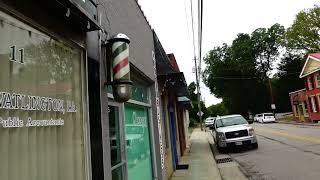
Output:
[0,11,85,180]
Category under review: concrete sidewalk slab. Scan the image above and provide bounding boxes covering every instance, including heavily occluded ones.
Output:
[170,128,222,180]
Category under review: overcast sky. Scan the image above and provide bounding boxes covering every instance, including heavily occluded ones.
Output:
[137,0,319,107]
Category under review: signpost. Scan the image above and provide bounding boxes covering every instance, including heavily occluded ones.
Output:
[197,111,204,117]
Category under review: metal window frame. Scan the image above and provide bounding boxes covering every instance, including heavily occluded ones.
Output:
[108,100,128,180]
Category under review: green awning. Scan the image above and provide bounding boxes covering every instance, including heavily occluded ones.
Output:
[177,96,190,102]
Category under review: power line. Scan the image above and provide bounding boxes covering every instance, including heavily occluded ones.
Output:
[189,0,196,58]
[183,0,192,50]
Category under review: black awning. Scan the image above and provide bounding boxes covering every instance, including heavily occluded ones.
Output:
[47,0,102,31]
[4,0,102,32]
[153,32,176,75]
[158,72,189,97]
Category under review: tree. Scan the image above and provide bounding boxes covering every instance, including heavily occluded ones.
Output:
[286,5,320,53]
[251,23,285,81]
[207,102,228,117]
[187,82,207,125]
[203,24,285,116]
[273,54,305,112]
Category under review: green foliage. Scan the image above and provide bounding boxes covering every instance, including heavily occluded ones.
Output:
[187,82,208,122]
[203,5,319,115]
[273,54,305,112]
[251,24,285,81]
[286,5,320,53]
[207,102,229,117]
[203,24,284,116]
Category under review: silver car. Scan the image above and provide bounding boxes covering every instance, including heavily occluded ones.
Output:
[213,114,258,152]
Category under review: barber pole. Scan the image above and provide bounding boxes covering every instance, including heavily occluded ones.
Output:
[108,33,132,102]
[112,41,130,80]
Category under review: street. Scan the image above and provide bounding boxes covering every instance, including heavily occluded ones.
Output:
[229,123,320,180]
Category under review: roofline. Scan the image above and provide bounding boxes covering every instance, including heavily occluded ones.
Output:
[289,88,306,95]
[300,56,320,78]
[134,0,153,30]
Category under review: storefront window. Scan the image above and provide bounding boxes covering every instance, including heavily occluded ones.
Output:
[131,81,149,103]
[124,104,153,180]
[0,11,86,180]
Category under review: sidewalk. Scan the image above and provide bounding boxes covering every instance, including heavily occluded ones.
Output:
[170,128,222,180]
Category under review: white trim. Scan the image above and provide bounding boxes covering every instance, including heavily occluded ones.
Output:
[83,51,92,180]
[300,56,320,78]
[311,96,317,112]
[289,88,306,95]
[307,76,313,90]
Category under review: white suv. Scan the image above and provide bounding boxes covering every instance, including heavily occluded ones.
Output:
[258,113,275,123]
[205,117,216,128]
[213,115,258,152]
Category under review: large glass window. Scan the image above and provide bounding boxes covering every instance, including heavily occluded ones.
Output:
[311,96,317,112]
[307,76,313,90]
[124,104,153,180]
[0,11,86,180]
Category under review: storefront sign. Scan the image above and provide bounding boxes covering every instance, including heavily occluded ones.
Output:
[152,51,165,169]
[0,91,77,128]
[132,111,147,125]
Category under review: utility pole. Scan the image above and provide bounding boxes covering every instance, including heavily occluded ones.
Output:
[190,0,203,130]
[197,0,203,131]
[268,78,276,116]
[194,57,203,130]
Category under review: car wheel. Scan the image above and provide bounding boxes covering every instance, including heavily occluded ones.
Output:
[252,143,258,149]
[217,145,226,153]
[216,141,226,153]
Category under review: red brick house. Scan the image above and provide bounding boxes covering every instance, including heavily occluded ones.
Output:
[289,89,310,122]
[290,53,320,122]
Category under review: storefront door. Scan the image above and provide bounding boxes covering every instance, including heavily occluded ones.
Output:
[108,77,154,180]
[124,104,153,180]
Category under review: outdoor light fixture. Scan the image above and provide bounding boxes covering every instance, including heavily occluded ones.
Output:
[105,33,132,102]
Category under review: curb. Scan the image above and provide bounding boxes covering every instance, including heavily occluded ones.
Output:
[207,136,224,179]
[206,130,248,180]
[276,121,320,127]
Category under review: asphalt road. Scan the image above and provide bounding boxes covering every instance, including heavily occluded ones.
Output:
[228,122,320,180]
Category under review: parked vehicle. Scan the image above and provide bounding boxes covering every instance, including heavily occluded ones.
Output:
[205,117,216,128]
[258,113,276,123]
[254,114,262,122]
[212,114,258,152]
[247,117,254,124]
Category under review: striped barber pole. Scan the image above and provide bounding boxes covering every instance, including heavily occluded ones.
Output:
[112,41,130,80]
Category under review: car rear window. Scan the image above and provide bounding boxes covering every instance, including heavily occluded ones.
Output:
[264,113,274,117]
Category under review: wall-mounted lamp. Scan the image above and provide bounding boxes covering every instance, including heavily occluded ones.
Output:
[105,33,132,102]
